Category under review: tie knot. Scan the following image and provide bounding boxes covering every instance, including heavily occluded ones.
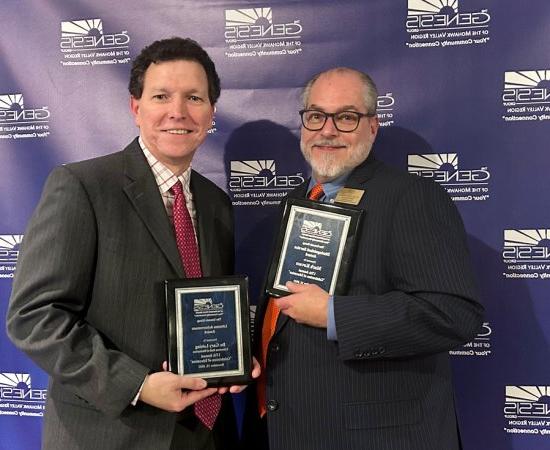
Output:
[308,183,324,201]
[171,180,183,196]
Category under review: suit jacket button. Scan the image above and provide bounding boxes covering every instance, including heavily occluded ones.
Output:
[354,351,363,358]
[266,400,279,412]
[270,342,280,352]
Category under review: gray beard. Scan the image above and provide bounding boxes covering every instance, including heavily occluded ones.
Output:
[300,140,371,181]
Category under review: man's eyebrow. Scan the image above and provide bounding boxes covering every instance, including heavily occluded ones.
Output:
[308,104,361,112]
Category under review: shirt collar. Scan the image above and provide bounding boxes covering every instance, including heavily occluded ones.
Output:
[307,171,351,203]
[138,136,192,194]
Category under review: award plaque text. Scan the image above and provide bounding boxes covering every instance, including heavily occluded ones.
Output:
[266,198,363,297]
[164,276,252,386]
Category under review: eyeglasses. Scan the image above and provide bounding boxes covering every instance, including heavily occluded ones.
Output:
[299,109,375,132]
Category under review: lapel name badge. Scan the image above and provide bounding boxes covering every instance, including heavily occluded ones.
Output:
[334,188,364,205]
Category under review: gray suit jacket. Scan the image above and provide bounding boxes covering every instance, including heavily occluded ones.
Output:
[6,139,235,450]
[255,154,483,450]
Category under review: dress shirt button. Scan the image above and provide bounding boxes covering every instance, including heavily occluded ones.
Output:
[266,400,279,412]
[270,342,280,352]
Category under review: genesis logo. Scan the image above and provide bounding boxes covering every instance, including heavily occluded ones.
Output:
[60,18,130,51]
[406,0,491,31]
[229,160,304,192]
[0,235,23,278]
[0,94,49,125]
[0,234,22,263]
[225,8,302,43]
[502,229,550,262]
[193,298,224,313]
[504,386,550,419]
[0,372,47,417]
[408,153,491,201]
[300,220,332,243]
[502,70,550,105]
[408,153,490,184]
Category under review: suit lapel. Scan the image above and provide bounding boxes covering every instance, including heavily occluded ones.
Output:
[191,171,214,277]
[122,140,184,277]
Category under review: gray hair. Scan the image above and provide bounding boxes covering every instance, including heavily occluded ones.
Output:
[301,67,378,115]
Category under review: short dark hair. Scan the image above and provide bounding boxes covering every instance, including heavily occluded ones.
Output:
[129,37,220,104]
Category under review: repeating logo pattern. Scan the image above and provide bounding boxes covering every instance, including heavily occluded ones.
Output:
[504,386,550,436]
[224,7,303,59]
[229,159,304,207]
[502,229,550,279]
[0,372,46,418]
[59,17,131,67]
[0,235,23,278]
[405,0,491,49]
[408,153,491,202]
[0,94,49,140]
[502,69,550,122]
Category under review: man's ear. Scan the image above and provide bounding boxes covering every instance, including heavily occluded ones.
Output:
[130,96,140,125]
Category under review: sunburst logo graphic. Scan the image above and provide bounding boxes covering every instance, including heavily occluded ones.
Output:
[59,18,130,53]
[0,94,24,111]
[61,19,103,37]
[225,8,273,27]
[506,386,550,403]
[224,7,302,45]
[408,154,458,173]
[504,386,550,419]
[0,235,23,263]
[504,70,550,89]
[0,373,31,391]
[408,0,458,16]
[504,230,550,248]
[230,160,276,178]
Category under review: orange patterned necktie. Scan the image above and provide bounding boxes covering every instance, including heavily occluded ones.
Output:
[257,183,325,417]
[171,181,222,430]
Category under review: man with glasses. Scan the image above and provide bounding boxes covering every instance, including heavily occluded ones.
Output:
[251,67,484,450]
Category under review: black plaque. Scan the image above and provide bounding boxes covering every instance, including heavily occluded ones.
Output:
[266,198,363,297]
[164,276,252,386]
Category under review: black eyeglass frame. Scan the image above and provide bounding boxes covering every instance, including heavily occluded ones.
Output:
[299,109,376,133]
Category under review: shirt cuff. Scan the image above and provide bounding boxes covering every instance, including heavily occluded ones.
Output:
[327,295,338,341]
[131,376,148,406]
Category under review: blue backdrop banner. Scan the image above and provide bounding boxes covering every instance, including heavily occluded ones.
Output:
[1,1,550,449]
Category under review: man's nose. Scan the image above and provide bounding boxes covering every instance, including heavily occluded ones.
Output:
[170,97,188,119]
[320,116,339,137]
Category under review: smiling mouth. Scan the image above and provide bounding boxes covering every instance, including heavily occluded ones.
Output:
[313,144,346,150]
[164,129,192,135]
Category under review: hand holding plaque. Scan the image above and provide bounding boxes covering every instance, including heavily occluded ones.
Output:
[266,198,363,297]
[164,276,252,386]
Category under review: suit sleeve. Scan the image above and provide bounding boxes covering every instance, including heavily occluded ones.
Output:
[6,166,149,418]
[334,177,484,360]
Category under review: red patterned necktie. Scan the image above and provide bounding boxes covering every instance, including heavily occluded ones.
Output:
[171,180,221,430]
[257,182,325,417]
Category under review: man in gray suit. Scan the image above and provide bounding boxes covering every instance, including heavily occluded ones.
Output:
[7,37,257,450]
[251,68,484,449]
